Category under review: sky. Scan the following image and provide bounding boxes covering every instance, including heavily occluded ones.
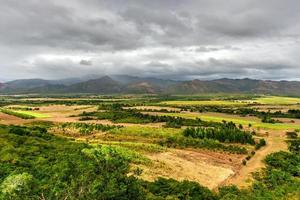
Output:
[0,0,300,81]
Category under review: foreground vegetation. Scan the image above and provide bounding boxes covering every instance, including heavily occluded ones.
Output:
[1,94,300,199]
[0,125,299,199]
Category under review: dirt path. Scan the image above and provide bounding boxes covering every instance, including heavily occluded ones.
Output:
[224,131,288,188]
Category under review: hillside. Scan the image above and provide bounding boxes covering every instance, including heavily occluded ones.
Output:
[65,76,122,93]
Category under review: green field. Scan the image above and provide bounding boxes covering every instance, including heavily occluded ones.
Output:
[160,100,246,106]
[109,126,182,139]
[150,112,300,130]
[252,96,300,105]
[12,110,50,118]
[160,96,300,106]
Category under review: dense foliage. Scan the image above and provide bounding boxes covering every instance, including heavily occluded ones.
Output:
[143,178,216,200]
[181,105,300,120]
[0,125,144,199]
[183,121,255,144]
[0,124,299,199]
[59,122,122,135]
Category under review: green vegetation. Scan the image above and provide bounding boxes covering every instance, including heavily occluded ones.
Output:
[183,122,255,144]
[93,141,166,153]
[0,121,299,199]
[109,126,182,139]
[0,109,36,119]
[253,96,300,105]
[255,138,266,150]
[79,108,222,128]
[217,141,300,200]
[1,94,300,199]
[158,137,248,154]
[151,112,300,130]
[160,100,246,106]
[10,110,50,118]
[0,125,144,199]
[108,126,248,154]
[58,122,122,135]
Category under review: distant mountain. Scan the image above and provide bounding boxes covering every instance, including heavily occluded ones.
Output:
[1,75,300,95]
[66,76,122,93]
[110,75,178,88]
[5,79,51,90]
[167,78,300,95]
[1,78,82,92]
[0,82,5,89]
[125,81,161,94]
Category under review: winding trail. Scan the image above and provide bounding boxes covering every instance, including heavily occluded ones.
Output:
[223,131,288,188]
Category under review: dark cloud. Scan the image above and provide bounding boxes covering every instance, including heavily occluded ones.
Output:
[80,60,92,66]
[0,0,299,81]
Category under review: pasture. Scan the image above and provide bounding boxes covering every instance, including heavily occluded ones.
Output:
[252,96,300,105]
[160,100,246,106]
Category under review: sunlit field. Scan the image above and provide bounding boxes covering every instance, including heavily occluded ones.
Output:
[160,100,246,106]
[12,110,50,118]
[252,96,300,105]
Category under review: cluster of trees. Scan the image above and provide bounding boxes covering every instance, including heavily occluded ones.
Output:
[181,105,300,120]
[59,122,122,135]
[7,106,40,111]
[183,122,255,145]
[0,125,144,199]
[261,115,282,124]
[0,109,35,119]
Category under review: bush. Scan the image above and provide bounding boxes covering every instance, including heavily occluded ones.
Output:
[255,139,266,150]
[288,139,300,154]
[286,132,298,139]
[144,178,217,200]
[265,151,300,177]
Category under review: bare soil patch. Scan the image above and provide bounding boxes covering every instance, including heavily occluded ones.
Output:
[0,112,33,125]
[139,149,243,190]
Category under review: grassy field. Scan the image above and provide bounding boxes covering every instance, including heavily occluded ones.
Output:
[160,96,300,106]
[11,110,50,118]
[109,126,182,139]
[148,112,300,130]
[252,96,300,105]
[160,100,246,106]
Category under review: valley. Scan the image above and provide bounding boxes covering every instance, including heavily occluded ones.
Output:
[0,94,299,199]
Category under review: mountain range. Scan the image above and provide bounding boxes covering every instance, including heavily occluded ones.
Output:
[1,75,300,95]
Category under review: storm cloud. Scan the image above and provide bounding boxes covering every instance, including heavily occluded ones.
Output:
[0,0,300,81]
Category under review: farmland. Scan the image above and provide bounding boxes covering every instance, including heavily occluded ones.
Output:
[0,94,299,199]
